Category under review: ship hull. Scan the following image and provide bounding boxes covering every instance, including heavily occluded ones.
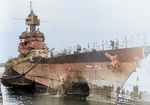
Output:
[2,47,150,104]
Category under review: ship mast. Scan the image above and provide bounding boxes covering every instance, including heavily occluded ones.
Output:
[18,2,47,54]
[30,1,32,12]
[26,1,40,32]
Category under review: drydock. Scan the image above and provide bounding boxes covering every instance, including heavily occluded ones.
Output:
[1,4,150,105]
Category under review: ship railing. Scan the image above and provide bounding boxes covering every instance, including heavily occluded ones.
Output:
[49,38,148,58]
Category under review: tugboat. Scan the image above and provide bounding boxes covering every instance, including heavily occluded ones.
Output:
[1,3,150,104]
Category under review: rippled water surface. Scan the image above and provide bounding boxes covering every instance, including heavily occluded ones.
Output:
[1,84,111,105]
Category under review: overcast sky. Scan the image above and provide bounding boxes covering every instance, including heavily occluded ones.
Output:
[1,0,150,90]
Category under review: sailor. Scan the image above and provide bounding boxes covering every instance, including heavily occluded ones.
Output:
[51,51,53,57]
[105,41,109,50]
[92,43,95,51]
[110,40,115,49]
[115,39,119,49]
[74,46,76,54]
[124,37,127,48]
[87,43,90,52]
[83,47,86,53]
[36,28,39,33]
[22,27,28,35]
[69,46,72,54]
[87,43,89,48]
[64,48,67,55]
[95,42,99,51]
[37,28,42,33]
[102,41,104,50]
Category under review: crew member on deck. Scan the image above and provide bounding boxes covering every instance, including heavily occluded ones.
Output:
[110,40,115,49]
[105,41,109,50]
[102,41,104,50]
[124,37,127,48]
[115,39,119,49]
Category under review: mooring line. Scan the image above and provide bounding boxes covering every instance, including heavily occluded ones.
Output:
[1,57,42,80]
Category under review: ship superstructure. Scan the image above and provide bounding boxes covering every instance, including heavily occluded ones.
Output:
[18,9,49,58]
[1,3,150,105]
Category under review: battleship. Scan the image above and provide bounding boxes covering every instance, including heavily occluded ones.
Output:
[1,4,150,105]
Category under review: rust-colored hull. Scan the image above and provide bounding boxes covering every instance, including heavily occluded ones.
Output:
[2,47,150,104]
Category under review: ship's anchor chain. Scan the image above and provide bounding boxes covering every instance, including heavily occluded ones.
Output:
[105,53,121,72]
[1,57,42,80]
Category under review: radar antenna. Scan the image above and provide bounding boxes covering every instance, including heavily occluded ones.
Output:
[30,1,32,12]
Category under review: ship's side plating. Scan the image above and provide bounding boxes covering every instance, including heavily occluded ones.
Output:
[2,47,148,104]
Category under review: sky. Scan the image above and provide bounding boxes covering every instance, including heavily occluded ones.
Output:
[1,0,150,90]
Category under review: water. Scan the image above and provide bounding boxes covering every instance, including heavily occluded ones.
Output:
[1,83,111,105]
